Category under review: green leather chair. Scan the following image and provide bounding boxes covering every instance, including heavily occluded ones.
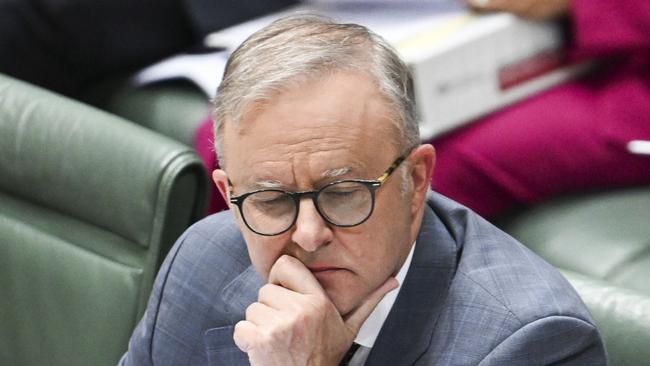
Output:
[499,187,650,365]
[86,78,210,146]
[562,270,650,366]
[0,74,207,366]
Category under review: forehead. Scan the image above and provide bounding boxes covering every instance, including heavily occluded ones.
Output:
[223,71,400,186]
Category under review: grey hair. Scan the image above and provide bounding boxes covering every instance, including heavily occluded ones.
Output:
[212,14,420,169]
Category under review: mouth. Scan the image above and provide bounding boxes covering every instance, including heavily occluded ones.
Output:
[307,265,350,283]
[308,265,343,273]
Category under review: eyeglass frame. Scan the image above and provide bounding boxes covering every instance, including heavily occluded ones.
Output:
[227,153,409,236]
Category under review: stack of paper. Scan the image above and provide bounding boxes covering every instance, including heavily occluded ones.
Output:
[136,0,591,140]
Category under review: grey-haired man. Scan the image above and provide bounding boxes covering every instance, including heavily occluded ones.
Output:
[120,15,606,366]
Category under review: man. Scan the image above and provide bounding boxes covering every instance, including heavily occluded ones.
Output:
[120,15,607,365]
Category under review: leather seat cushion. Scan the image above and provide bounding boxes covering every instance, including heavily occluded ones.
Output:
[0,192,143,365]
[499,188,650,295]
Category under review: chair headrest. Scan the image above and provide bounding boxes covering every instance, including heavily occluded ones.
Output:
[0,74,204,247]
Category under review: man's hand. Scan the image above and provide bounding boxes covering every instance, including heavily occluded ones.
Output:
[467,0,569,20]
[233,255,398,366]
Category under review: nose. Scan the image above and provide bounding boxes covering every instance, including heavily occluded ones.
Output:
[290,198,333,252]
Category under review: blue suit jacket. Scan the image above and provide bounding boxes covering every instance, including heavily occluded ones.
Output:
[120,193,607,365]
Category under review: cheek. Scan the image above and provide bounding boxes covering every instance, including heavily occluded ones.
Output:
[368,230,405,271]
[344,218,408,272]
[243,232,288,280]
[353,198,412,271]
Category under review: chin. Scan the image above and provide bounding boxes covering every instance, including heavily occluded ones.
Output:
[325,286,361,317]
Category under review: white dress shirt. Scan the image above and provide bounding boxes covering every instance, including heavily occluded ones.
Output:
[348,242,417,366]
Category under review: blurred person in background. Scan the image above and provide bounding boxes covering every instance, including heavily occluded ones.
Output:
[196,0,650,218]
[6,0,646,219]
[431,0,650,218]
[0,0,296,97]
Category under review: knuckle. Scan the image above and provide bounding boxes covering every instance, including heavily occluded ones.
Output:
[291,311,309,325]
[286,306,315,328]
[245,302,261,319]
[257,328,272,343]
[233,321,252,350]
[276,254,293,266]
[234,320,246,333]
[259,323,288,348]
[268,255,291,278]
[313,296,329,310]
[306,295,330,315]
[258,284,273,300]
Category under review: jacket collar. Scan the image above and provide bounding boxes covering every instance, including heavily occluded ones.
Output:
[365,202,459,365]
[204,249,263,366]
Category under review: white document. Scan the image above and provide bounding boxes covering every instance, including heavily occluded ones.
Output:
[135,0,589,139]
[205,1,466,50]
[133,50,229,98]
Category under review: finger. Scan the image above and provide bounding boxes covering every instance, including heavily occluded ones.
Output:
[245,301,282,326]
[258,283,305,309]
[344,277,399,333]
[233,320,258,353]
[268,255,325,296]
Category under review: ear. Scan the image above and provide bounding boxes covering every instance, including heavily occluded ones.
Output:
[212,169,231,208]
[407,144,436,216]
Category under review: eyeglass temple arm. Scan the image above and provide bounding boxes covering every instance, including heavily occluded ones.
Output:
[377,155,407,184]
[226,178,239,204]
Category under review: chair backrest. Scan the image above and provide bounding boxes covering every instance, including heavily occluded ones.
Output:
[499,187,650,295]
[562,270,650,366]
[0,74,207,366]
[499,187,650,365]
[86,78,210,145]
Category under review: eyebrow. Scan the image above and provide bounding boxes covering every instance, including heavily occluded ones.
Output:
[321,167,353,179]
[250,179,284,190]
[246,167,354,191]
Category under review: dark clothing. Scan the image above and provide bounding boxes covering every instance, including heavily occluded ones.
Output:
[0,0,297,96]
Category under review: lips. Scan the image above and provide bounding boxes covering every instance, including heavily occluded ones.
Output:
[307,265,343,273]
[309,268,346,285]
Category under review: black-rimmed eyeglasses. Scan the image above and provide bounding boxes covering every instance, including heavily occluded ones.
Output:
[228,154,408,236]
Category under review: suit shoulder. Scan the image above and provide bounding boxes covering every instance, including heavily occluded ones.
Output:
[428,193,594,324]
[182,210,250,266]
[162,210,251,297]
[478,315,606,365]
[152,211,250,334]
[122,211,250,365]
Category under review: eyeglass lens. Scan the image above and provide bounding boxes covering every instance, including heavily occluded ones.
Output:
[240,181,374,235]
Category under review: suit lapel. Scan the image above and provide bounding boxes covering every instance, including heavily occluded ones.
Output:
[365,204,459,365]
[221,265,265,314]
[204,265,264,366]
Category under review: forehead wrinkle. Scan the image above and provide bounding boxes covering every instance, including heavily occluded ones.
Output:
[278,129,358,154]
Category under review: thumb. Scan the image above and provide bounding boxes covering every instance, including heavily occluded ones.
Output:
[344,277,399,333]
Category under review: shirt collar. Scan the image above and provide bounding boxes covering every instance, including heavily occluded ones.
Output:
[353,241,416,348]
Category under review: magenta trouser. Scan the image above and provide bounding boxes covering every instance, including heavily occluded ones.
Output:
[431,0,650,217]
[195,0,650,217]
